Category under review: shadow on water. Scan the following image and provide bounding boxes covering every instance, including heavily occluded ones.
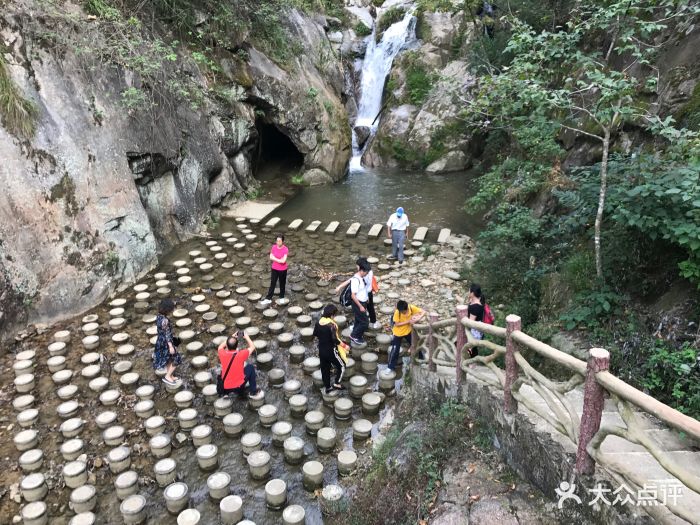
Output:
[272,167,485,236]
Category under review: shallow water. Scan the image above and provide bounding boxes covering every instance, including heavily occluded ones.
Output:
[1,218,416,524]
[270,167,484,236]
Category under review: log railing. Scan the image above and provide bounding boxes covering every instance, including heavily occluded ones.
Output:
[409,306,700,524]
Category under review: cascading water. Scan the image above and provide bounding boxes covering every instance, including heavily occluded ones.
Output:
[349,8,417,171]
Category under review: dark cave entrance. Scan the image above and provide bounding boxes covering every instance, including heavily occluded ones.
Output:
[255,121,304,182]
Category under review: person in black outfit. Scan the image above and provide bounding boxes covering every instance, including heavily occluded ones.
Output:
[313,304,348,394]
[467,283,486,357]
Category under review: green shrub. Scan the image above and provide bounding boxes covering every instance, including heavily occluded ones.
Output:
[354,22,372,36]
[559,286,625,330]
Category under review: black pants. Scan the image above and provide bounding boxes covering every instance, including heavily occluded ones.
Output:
[351,301,369,340]
[266,269,287,300]
[367,292,377,324]
[320,346,346,391]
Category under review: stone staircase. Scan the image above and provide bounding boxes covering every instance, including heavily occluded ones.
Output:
[432,364,700,524]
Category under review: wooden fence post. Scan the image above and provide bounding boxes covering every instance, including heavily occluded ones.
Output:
[428,312,439,372]
[575,348,610,475]
[455,305,469,385]
[504,314,521,414]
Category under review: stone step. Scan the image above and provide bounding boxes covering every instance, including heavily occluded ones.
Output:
[305,220,321,232]
[437,228,451,243]
[346,223,360,237]
[413,227,428,242]
[368,224,383,238]
[265,217,281,228]
[288,219,303,231]
[324,221,339,234]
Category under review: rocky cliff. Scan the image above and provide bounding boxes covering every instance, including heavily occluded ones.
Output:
[0,0,351,336]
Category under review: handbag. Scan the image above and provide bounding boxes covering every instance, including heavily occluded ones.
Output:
[216,352,236,396]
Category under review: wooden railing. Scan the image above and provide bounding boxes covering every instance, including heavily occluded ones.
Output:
[409,306,700,524]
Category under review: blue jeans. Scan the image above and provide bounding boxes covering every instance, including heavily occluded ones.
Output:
[351,301,369,341]
[391,230,406,262]
[388,333,412,370]
[232,364,258,395]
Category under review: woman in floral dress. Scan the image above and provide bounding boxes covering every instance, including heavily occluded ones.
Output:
[153,298,181,384]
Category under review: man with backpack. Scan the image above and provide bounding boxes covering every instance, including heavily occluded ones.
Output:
[217,331,265,400]
[348,261,371,345]
[388,300,425,371]
[335,257,380,330]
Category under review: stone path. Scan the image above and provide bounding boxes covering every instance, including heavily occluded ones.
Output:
[434,364,700,524]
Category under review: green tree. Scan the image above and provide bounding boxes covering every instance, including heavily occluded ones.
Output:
[463,0,700,281]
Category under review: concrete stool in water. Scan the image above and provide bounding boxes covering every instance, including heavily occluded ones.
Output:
[283,436,305,464]
[164,482,189,514]
[282,379,301,398]
[258,404,278,427]
[353,419,373,440]
[120,494,147,524]
[289,394,308,417]
[223,413,244,436]
[155,458,177,487]
[100,389,121,406]
[192,424,212,446]
[17,408,39,428]
[20,472,48,502]
[304,410,324,435]
[241,432,262,456]
[247,450,271,479]
[57,384,79,401]
[70,512,96,525]
[108,446,131,473]
[59,417,85,439]
[311,370,323,388]
[149,433,172,458]
[21,501,48,525]
[302,357,320,374]
[320,485,347,516]
[15,373,35,394]
[69,484,96,513]
[196,444,219,470]
[14,429,38,451]
[271,421,292,447]
[143,415,165,436]
[174,391,194,409]
[214,397,233,417]
[177,509,200,525]
[54,329,71,343]
[300,327,315,341]
[256,352,273,370]
[268,368,285,387]
[316,427,337,453]
[115,470,139,500]
[360,352,378,375]
[349,375,368,398]
[338,450,358,476]
[19,448,44,473]
[103,425,125,446]
[178,408,198,431]
[202,386,220,405]
[207,471,231,500]
[288,345,305,363]
[378,369,396,391]
[220,495,243,524]
[282,505,306,525]
[334,397,353,420]
[60,438,85,460]
[362,392,382,416]
[302,460,324,490]
[277,332,294,346]
[265,478,287,510]
[63,460,88,488]
[95,410,117,429]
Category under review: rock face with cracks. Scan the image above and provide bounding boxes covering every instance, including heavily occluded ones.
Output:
[0,2,350,337]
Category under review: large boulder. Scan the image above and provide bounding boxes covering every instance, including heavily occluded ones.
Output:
[302,168,334,186]
[425,150,469,173]
[421,11,465,49]
[354,125,371,148]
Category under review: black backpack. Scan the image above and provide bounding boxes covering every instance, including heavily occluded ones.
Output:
[339,278,357,307]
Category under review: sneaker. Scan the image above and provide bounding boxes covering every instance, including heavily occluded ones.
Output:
[248,390,265,400]
[399,260,404,265]
[162,377,175,385]
[324,388,339,396]
[350,336,366,345]
[371,321,382,330]
[387,255,396,260]
[260,298,272,305]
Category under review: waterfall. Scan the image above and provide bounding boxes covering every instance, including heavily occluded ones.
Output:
[349,8,417,172]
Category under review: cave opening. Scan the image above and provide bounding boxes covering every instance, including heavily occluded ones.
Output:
[255,121,304,182]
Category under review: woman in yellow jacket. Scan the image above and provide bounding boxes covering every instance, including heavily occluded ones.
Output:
[388,300,425,371]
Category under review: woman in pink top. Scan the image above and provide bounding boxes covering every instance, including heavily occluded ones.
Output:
[261,234,288,304]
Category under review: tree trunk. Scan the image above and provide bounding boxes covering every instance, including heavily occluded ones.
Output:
[594,128,611,280]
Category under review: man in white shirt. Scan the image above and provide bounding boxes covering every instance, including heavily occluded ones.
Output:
[349,262,370,345]
[386,207,410,264]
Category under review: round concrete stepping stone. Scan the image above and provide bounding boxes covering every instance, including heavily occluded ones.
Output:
[311,370,323,388]
[192,424,213,446]
[207,471,231,500]
[173,308,188,318]
[353,418,373,440]
[53,369,73,385]
[63,460,88,488]
[304,410,324,435]
[276,297,290,306]
[17,408,39,428]
[229,305,244,316]
[248,292,262,301]
[162,482,190,515]
[258,404,278,427]
[296,315,312,327]
[174,390,194,408]
[134,384,154,400]
[262,308,278,318]
[220,495,243,524]
[191,294,206,303]
[271,421,293,446]
[112,332,129,344]
[302,460,324,490]
[21,472,48,502]
[241,432,262,456]
[108,445,131,474]
[196,303,212,314]
[268,321,284,333]
[277,332,294,346]
[268,368,285,387]
[191,355,209,369]
[54,330,71,343]
[100,389,121,406]
[194,371,212,388]
[109,317,127,330]
[103,425,125,446]
[119,372,139,389]
[288,345,305,363]
[155,458,178,487]
[236,286,250,294]
[61,438,85,460]
[321,484,347,516]
[283,436,305,464]
[13,394,35,411]
[200,263,213,273]
[334,315,347,328]
[60,417,85,438]
[175,267,190,276]
[303,292,317,301]
[256,352,273,369]
[19,448,43,472]
[300,327,314,340]
[120,493,147,523]
[46,342,66,357]
[338,450,358,476]
[216,290,232,298]
[283,504,306,525]
[179,329,195,341]
[265,478,287,510]
[57,400,79,419]
[109,307,125,317]
[287,306,303,317]
[186,341,203,353]
[361,353,378,374]
[82,335,100,350]
[248,450,271,479]
[334,397,353,420]
[308,301,323,310]
[178,275,192,284]
[17,349,36,362]
[21,501,47,524]
[317,427,337,453]
[47,355,66,373]
[14,373,35,393]
[95,410,117,429]
[118,344,135,356]
[282,379,301,399]
[245,326,260,337]
[214,397,233,417]
[209,323,227,334]
[196,443,219,470]
[145,415,166,436]
[149,433,171,459]
[115,470,139,501]
[223,413,244,436]
[175,318,192,328]
[113,360,133,375]
[70,484,97,513]
[302,357,320,374]
[349,375,368,398]
[362,392,382,416]
[234,317,250,328]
